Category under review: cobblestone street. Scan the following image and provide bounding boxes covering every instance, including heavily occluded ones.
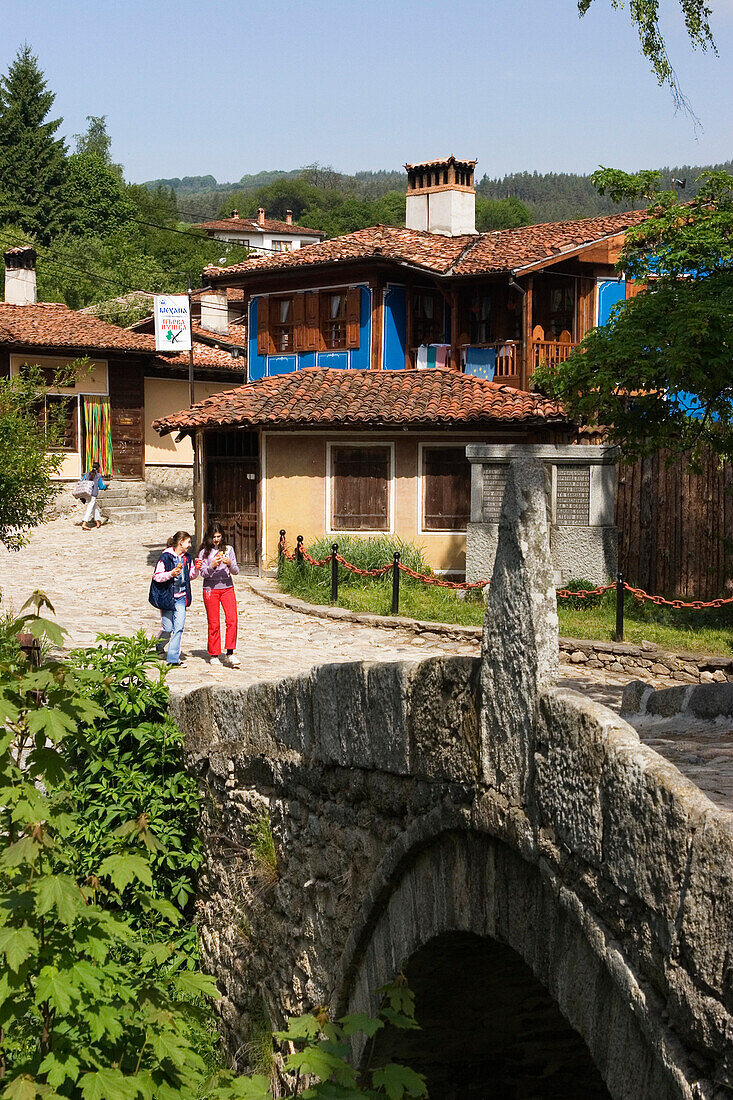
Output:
[1,512,732,809]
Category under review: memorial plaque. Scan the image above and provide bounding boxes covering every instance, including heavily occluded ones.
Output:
[482,465,508,522]
[556,465,590,525]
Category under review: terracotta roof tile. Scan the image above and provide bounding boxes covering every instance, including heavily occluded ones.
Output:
[0,302,154,353]
[196,216,325,238]
[0,301,243,373]
[205,225,471,278]
[206,210,648,281]
[192,319,248,349]
[150,340,244,373]
[153,367,567,435]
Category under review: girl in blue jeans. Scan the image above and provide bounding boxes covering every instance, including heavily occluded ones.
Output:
[148,531,201,666]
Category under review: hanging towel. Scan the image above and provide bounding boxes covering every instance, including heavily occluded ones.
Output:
[464,347,496,380]
[416,344,451,369]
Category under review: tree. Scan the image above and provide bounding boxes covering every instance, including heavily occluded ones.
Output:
[61,152,134,237]
[0,46,67,243]
[578,1,716,112]
[0,366,73,550]
[475,195,531,231]
[534,167,733,463]
[74,115,112,163]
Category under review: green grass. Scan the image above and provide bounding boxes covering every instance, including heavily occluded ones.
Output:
[278,539,733,656]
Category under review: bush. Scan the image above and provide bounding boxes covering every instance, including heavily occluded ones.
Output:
[62,631,202,928]
[279,534,429,597]
[557,577,608,611]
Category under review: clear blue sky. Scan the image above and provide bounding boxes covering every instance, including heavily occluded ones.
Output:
[2,0,731,183]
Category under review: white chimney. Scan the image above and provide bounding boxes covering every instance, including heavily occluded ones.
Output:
[404,156,477,236]
[285,209,293,225]
[4,245,37,305]
[257,207,266,226]
[200,290,229,336]
[231,209,239,220]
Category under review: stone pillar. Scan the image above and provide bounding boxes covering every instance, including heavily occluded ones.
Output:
[479,458,559,807]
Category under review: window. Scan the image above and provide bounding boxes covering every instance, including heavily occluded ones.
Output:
[271,297,294,352]
[258,288,361,356]
[272,240,293,252]
[320,291,348,349]
[422,447,471,531]
[413,289,445,346]
[469,291,492,345]
[39,394,77,452]
[331,445,391,531]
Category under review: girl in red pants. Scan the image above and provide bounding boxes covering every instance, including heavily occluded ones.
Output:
[199,524,240,667]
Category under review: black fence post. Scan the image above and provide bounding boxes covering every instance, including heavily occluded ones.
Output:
[331,543,339,604]
[278,529,286,563]
[296,534,304,568]
[615,571,624,642]
[392,551,401,615]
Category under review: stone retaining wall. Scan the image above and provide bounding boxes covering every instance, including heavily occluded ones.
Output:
[559,638,733,685]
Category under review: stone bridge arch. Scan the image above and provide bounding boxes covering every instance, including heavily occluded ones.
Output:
[175,461,733,1099]
[337,823,675,1098]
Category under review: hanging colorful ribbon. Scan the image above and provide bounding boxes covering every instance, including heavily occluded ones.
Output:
[83,396,115,476]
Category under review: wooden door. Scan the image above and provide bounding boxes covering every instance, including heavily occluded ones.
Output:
[204,431,259,573]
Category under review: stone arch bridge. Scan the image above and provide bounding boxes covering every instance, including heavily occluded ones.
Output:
[175,463,733,1100]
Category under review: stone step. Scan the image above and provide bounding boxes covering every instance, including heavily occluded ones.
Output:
[100,507,158,524]
[102,489,147,505]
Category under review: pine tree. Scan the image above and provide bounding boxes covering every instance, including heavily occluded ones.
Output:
[0,45,68,244]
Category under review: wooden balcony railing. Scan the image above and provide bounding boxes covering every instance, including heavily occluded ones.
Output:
[531,326,576,372]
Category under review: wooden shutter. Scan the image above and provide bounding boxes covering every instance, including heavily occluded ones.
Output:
[577,276,595,339]
[293,293,306,351]
[257,297,273,356]
[626,279,647,299]
[300,291,319,352]
[422,447,470,531]
[346,287,361,349]
[332,446,389,530]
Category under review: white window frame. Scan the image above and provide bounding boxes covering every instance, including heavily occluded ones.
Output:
[326,440,395,536]
[417,440,476,535]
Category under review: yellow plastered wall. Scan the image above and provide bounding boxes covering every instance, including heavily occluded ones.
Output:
[262,431,502,574]
[144,378,235,466]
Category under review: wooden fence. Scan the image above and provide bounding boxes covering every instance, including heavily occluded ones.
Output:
[616,449,733,600]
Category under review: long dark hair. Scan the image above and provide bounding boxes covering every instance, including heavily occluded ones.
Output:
[166,530,192,550]
[200,523,225,556]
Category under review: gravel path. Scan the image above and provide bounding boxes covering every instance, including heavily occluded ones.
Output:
[1,512,730,810]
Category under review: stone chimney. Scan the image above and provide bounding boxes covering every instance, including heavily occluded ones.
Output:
[257,207,266,226]
[285,210,293,225]
[231,209,239,220]
[404,156,477,236]
[200,290,229,336]
[4,245,38,305]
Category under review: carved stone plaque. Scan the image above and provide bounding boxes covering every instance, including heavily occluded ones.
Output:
[556,465,590,526]
[482,465,508,522]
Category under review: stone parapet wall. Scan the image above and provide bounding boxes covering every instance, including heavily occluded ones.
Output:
[144,465,193,503]
[173,462,733,1098]
[559,637,733,684]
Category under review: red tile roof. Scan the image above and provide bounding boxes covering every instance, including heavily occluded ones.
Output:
[206,210,647,282]
[192,320,248,351]
[153,367,567,436]
[0,302,154,353]
[151,340,244,373]
[0,301,243,373]
[196,216,325,238]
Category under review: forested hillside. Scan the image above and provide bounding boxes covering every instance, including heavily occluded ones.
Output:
[155,159,733,227]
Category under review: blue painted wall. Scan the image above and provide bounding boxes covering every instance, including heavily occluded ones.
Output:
[597,279,627,326]
[248,286,371,378]
[383,284,406,370]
